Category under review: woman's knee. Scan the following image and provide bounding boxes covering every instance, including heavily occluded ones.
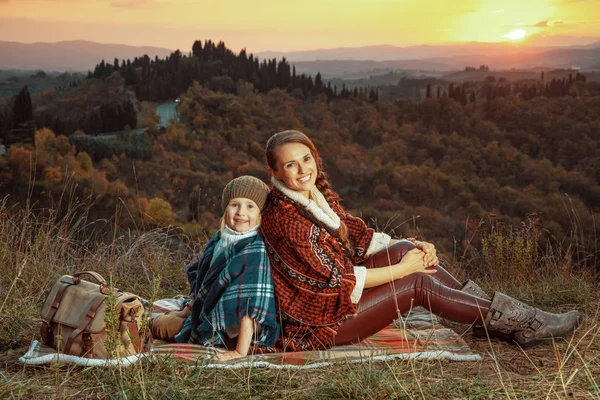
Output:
[389,240,417,258]
[362,239,416,268]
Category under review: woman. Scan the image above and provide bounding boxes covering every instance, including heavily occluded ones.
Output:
[260,130,582,352]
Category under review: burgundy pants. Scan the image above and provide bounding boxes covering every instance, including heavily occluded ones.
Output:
[335,240,491,346]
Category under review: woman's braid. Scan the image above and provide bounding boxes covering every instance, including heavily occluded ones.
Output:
[315,164,353,255]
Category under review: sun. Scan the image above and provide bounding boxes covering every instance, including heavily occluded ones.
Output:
[503,29,527,41]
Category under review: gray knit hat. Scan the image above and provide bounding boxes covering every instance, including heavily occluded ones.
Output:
[221,176,270,211]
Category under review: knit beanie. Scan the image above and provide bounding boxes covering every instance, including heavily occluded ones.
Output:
[221,176,270,211]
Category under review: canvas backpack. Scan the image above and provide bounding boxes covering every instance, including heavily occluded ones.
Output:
[40,271,145,359]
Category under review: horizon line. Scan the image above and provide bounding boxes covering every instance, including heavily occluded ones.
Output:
[2,38,600,54]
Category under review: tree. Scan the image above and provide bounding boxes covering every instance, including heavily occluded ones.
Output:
[12,85,32,125]
[145,197,176,226]
[77,152,93,172]
[315,72,324,94]
[8,146,34,180]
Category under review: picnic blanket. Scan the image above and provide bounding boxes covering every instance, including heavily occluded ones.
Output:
[19,298,481,368]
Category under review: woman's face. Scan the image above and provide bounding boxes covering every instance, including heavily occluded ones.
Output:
[224,197,260,232]
[271,142,318,198]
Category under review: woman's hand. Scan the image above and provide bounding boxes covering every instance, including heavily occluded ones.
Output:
[363,248,437,288]
[215,350,244,361]
[393,248,437,279]
[415,241,439,267]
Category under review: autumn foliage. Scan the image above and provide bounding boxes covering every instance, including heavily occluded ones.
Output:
[0,41,598,271]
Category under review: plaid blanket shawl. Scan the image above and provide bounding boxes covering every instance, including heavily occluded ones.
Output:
[175,231,280,348]
[19,302,481,368]
[151,303,481,367]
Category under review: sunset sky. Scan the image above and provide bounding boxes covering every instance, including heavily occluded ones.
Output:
[1,0,599,52]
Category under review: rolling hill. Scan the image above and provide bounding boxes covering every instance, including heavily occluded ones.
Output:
[0,40,174,72]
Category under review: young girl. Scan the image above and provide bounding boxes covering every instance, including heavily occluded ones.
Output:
[151,176,280,360]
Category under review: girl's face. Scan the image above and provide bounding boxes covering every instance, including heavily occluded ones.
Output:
[224,198,260,232]
[271,142,318,199]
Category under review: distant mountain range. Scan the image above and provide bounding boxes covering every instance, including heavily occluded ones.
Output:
[261,43,600,78]
[0,40,173,72]
[256,42,600,62]
[1,40,599,78]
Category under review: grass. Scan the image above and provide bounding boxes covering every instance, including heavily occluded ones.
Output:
[0,200,598,399]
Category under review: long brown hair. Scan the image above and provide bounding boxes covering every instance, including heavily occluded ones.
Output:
[265,130,353,253]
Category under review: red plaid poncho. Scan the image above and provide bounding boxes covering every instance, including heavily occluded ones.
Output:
[261,187,376,351]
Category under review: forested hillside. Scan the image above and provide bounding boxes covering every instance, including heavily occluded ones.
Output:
[0,40,598,271]
[90,40,375,103]
[0,69,84,99]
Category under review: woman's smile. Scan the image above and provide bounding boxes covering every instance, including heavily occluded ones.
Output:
[298,174,312,183]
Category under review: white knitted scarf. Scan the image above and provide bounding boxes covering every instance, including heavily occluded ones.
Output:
[212,225,259,261]
[271,177,341,231]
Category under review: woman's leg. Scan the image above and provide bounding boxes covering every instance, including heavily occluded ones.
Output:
[334,272,490,346]
[335,271,582,348]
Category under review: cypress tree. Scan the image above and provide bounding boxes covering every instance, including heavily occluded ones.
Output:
[192,40,203,58]
[12,85,33,125]
[0,105,9,144]
[459,85,467,105]
[315,72,324,93]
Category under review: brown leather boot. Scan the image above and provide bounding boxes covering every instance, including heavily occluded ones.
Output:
[483,292,582,349]
[461,280,490,300]
[460,280,491,338]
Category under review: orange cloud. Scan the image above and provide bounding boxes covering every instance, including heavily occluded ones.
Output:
[110,0,157,7]
[532,20,577,28]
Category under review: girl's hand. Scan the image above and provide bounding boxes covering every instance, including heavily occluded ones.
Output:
[215,350,244,361]
[394,248,437,278]
[415,241,439,267]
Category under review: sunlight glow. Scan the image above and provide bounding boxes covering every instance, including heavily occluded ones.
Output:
[503,29,527,41]
[0,0,598,50]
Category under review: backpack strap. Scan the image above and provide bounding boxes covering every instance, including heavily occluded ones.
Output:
[127,321,142,353]
[40,279,75,347]
[117,297,143,353]
[63,294,106,356]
